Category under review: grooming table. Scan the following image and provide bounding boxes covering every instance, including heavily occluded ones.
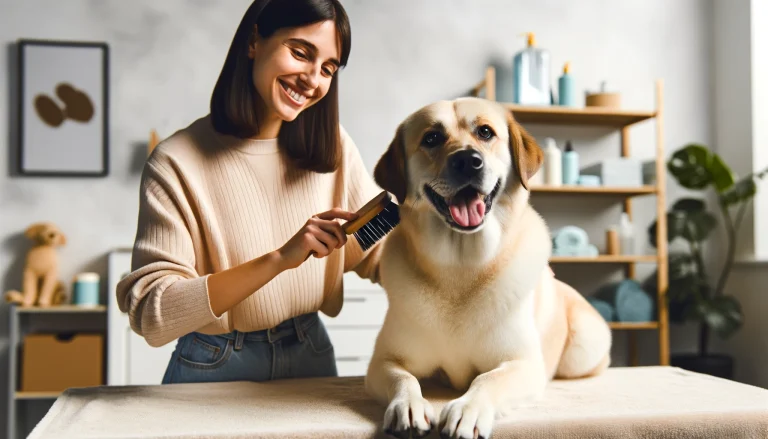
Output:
[30,367,768,439]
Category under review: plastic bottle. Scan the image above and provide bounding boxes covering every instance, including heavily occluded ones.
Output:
[512,32,550,106]
[558,62,575,106]
[561,140,579,185]
[619,213,635,255]
[543,137,562,186]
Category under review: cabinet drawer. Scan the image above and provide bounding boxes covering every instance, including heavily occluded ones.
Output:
[321,292,388,327]
[327,327,380,358]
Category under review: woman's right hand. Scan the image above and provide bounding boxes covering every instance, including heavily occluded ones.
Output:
[277,208,359,270]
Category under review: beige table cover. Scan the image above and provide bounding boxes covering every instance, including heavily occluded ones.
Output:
[30,366,768,439]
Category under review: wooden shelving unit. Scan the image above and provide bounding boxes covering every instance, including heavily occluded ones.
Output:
[471,66,669,366]
[530,185,657,196]
[549,255,658,264]
[7,304,107,439]
[15,305,107,314]
[14,391,62,400]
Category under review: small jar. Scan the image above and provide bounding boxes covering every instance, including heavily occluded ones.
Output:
[73,272,100,307]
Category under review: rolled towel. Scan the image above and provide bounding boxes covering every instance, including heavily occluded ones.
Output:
[552,226,589,253]
[595,279,654,322]
[586,297,616,322]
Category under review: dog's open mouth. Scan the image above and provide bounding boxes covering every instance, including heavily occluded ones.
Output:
[424,180,501,231]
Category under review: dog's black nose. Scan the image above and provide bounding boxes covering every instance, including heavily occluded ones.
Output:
[448,150,484,179]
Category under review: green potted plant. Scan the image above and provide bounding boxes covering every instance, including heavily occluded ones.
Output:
[645,144,768,379]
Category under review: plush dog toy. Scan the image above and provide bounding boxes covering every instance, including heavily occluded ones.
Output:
[4,222,67,307]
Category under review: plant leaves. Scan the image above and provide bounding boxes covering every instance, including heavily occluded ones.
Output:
[669,252,696,281]
[720,177,757,207]
[668,144,713,189]
[681,210,718,242]
[667,144,735,191]
[672,198,706,213]
[648,211,688,248]
[697,295,743,338]
[710,154,736,192]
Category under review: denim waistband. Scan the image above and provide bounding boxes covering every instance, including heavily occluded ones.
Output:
[216,312,319,345]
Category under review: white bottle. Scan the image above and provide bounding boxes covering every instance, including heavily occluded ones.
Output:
[619,213,635,255]
[543,137,562,186]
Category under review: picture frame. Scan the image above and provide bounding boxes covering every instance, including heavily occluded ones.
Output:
[17,39,109,177]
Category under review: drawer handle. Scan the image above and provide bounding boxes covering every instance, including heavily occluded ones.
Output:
[345,297,367,303]
[336,356,365,362]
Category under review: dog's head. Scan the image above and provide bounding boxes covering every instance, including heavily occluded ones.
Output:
[374,97,543,233]
[25,222,67,247]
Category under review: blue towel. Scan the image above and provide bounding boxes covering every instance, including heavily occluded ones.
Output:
[595,280,654,322]
[587,297,616,322]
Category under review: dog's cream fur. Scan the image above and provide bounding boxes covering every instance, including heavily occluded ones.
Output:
[365,98,612,439]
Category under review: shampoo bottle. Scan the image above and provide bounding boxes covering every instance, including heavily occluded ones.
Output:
[543,137,562,186]
[561,140,579,185]
[513,32,550,106]
[558,62,575,106]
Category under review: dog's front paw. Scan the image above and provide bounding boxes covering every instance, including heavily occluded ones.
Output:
[383,394,435,439]
[438,394,495,439]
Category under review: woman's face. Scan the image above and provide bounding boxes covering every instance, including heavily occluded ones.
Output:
[249,20,341,123]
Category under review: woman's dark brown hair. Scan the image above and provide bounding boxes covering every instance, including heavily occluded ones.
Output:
[210,0,351,173]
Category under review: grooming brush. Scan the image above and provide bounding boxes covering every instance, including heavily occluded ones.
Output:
[342,191,400,251]
[304,191,400,260]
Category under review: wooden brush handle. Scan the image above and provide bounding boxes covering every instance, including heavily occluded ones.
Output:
[304,191,392,261]
[342,191,391,234]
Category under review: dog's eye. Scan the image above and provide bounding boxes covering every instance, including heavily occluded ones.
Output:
[477,125,495,140]
[421,131,445,148]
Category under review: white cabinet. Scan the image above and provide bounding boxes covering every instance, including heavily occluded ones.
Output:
[107,250,387,384]
[107,250,175,385]
[321,274,387,377]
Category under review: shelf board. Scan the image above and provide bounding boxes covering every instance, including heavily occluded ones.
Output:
[530,185,657,196]
[505,103,656,127]
[15,391,61,400]
[15,305,107,313]
[549,255,658,263]
[608,322,659,330]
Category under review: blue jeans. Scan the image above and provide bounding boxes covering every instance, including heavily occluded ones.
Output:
[161,312,337,384]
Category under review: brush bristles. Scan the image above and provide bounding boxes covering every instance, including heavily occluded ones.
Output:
[353,201,400,252]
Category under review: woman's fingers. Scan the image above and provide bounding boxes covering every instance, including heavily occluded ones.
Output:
[306,225,338,256]
[312,218,347,248]
[315,207,358,222]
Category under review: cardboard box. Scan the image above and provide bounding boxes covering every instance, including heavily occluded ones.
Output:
[21,333,103,392]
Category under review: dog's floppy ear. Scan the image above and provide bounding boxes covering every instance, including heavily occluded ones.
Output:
[507,112,543,190]
[374,125,407,203]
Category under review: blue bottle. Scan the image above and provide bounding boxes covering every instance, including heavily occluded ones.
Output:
[558,62,575,107]
[562,140,580,185]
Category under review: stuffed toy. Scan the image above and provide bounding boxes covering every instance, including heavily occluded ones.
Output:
[4,222,67,307]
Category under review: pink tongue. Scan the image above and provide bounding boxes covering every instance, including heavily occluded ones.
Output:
[449,195,486,227]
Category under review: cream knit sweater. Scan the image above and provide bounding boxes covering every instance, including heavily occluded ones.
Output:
[116,116,384,347]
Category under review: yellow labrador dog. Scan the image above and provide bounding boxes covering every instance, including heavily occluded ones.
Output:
[365,97,612,439]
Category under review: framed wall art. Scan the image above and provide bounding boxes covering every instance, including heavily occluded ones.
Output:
[17,39,109,177]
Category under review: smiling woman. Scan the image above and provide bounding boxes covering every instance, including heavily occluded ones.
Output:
[116,0,387,387]
[211,0,351,173]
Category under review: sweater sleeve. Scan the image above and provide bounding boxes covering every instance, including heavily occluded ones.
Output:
[340,126,386,284]
[116,151,224,347]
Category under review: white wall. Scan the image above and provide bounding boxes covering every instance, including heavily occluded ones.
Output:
[709,0,768,389]
[0,0,716,433]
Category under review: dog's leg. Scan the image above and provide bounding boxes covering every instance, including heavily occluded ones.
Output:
[438,359,546,439]
[366,358,435,439]
[36,272,58,307]
[21,269,37,307]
